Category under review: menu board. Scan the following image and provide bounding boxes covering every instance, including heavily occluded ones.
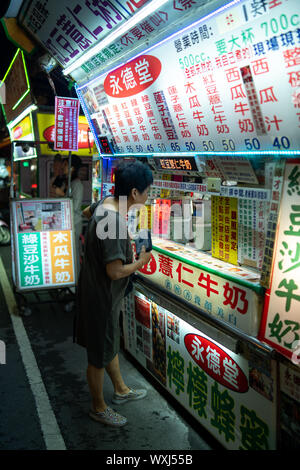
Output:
[11,199,76,291]
[77,0,300,154]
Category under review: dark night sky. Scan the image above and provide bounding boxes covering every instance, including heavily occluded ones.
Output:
[0,23,18,80]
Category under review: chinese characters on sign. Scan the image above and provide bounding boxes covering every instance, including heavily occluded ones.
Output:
[54,97,80,151]
[212,196,238,265]
[12,199,75,291]
[261,162,300,362]
[137,247,260,335]
[77,0,300,153]
[123,291,277,450]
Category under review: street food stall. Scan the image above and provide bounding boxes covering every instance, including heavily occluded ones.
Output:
[16,0,300,449]
[1,48,94,203]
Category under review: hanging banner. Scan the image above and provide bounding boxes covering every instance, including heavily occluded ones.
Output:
[260,161,300,363]
[54,96,80,151]
[77,0,300,154]
[11,199,76,291]
[124,288,277,450]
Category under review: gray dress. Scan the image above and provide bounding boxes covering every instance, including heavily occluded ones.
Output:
[75,201,133,368]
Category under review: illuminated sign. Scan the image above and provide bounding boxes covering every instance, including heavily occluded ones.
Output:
[134,239,262,336]
[8,113,37,161]
[19,0,152,69]
[99,136,113,154]
[54,97,80,151]
[123,289,277,449]
[11,199,76,291]
[154,157,198,171]
[260,161,300,363]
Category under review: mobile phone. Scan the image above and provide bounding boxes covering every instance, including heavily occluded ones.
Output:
[135,230,152,256]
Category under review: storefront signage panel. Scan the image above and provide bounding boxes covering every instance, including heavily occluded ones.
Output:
[9,113,37,160]
[135,246,262,335]
[37,113,94,155]
[123,289,277,450]
[54,97,80,151]
[18,0,153,69]
[260,161,300,364]
[71,0,225,83]
[279,363,300,445]
[78,0,300,154]
[1,49,32,124]
[11,199,76,291]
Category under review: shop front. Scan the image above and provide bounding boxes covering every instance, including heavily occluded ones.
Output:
[15,0,300,449]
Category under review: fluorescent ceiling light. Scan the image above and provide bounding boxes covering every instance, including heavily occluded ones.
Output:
[63,0,169,76]
[7,103,38,130]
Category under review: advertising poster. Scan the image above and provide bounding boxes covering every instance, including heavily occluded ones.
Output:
[123,288,277,450]
[260,161,300,362]
[8,113,37,160]
[54,97,80,151]
[211,196,238,265]
[11,199,76,291]
[77,0,300,153]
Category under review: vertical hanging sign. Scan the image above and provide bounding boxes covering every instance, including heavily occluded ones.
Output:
[54,96,80,151]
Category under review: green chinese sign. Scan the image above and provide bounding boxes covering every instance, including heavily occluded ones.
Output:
[18,232,44,288]
[261,163,300,362]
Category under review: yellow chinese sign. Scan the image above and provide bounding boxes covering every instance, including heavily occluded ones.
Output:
[139,205,152,230]
[211,196,238,266]
[50,231,74,284]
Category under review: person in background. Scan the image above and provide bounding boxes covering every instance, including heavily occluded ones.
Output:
[49,154,66,198]
[75,160,153,427]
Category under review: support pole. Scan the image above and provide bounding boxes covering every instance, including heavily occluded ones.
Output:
[68,151,71,197]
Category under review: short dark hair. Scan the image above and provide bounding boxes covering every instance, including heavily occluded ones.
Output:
[114,160,153,198]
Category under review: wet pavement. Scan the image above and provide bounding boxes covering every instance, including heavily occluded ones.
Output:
[0,244,223,452]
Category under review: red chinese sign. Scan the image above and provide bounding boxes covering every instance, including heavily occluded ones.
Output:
[104,55,162,98]
[54,96,80,151]
[184,333,249,393]
[135,244,261,336]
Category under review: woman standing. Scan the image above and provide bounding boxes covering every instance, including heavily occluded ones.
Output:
[75,160,153,427]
